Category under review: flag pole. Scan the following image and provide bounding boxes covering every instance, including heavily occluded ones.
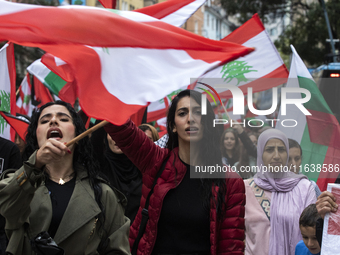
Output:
[16,85,21,96]
[65,120,109,147]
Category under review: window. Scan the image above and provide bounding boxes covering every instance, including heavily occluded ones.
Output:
[194,20,198,34]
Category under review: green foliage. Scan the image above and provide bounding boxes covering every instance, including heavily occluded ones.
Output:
[220,0,290,23]
[221,0,340,66]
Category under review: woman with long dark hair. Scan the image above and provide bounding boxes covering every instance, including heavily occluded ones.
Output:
[0,101,130,255]
[220,128,240,166]
[105,89,245,255]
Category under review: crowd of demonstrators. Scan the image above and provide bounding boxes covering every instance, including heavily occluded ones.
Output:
[0,90,334,255]
[244,129,316,255]
[0,137,22,255]
[105,89,246,255]
[0,101,130,255]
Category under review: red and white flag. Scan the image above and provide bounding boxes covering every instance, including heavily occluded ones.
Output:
[135,0,206,27]
[16,73,35,117]
[199,13,288,99]
[0,1,252,125]
[147,13,289,123]
[0,43,16,141]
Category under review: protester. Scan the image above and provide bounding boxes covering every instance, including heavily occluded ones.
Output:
[288,139,321,198]
[220,128,240,166]
[0,137,22,255]
[138,124,159,142]
[220,123,257,178]
[316,190,338,219]
[295,204,321,255]
[105,89,246,255]
[244,129,316,255]
[91,124,142,224]
[0,101,130,255]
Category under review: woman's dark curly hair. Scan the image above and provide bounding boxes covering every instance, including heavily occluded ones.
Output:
[166,89,227,221]
[24,101,106,224]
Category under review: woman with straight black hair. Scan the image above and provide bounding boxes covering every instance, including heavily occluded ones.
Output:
[0,101,130,255]
[105,89,246,255]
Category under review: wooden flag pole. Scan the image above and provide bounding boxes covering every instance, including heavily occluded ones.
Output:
[65,120,109,147]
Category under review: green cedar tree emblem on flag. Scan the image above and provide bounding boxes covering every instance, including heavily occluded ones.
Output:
[0,90,10,134]
[221,61,257,85]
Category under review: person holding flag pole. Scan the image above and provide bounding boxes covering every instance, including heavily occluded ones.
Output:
[104,89,245,255]
[0,101,130,255]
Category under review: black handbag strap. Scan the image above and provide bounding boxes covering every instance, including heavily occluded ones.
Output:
[131,158,168,255]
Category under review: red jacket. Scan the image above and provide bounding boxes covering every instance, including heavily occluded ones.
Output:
[105,120,245,255]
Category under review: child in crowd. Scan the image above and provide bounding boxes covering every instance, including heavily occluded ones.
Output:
[295,204,321,255]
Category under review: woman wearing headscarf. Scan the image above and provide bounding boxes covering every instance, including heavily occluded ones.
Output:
[244,129,316,255]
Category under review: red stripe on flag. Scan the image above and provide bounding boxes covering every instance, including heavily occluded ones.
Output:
[222,14,265,45]
[135,0,196,20]
[33,76,54,107]
[42,44,146,125]
[6,43,17,141]
[316,146,340,191]
[98,0,115,9]
[41,53,74,82]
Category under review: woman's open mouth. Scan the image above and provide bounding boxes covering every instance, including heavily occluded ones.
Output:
[47,128,63,140]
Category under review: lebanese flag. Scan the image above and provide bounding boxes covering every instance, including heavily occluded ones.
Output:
[16,73,53,116]
[0,43,16,141]
[147,13,288,123]
[276,45,340,191]
[199,13,288,99]
[0,1,252,125]
[28,0,206,109]
[16,73,36,116]
[135,0,206,27]
[0,111,30,142]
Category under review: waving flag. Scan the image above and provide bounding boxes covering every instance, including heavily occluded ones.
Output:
[135,0,206,27]
[0,1,252,125]
[276,45,340,191]
[200,13,288,99]
[16,73,54,117]
[27,58,76,104]
[16,73,35,116]
[0,43,16,141]
[147,13,288,123]
[0,111,30,142]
